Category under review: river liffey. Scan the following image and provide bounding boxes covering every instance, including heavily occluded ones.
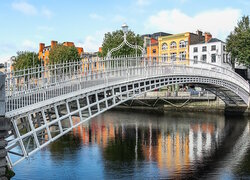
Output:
[13,110,250,179]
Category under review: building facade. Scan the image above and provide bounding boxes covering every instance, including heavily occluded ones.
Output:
[158,31,204,65]
[189,33,231,69]
[146,38,159,58]
[38,41,84,65]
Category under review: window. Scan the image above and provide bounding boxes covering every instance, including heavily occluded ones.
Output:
[223,45,226,51]
[170,41,177,49]
[152,49,156,54]
[211,54,216,63]
[179,40,186,48]
[179,51,186,60]
[228,55,231,64]
[162,43,168,50]
[211,45,216,51]
[193,47,198,53]
[170,53,177,61]
[202,46,207,52]
[163,54,168,61]
[223,54,226,63]
[202,54,207,62]
[193,56,198,64]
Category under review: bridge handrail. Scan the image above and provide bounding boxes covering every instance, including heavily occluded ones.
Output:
[5,56,249,97]
[5,58,249,113]
[5,56,248,95]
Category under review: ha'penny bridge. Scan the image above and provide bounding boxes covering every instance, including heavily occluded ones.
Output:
[0,24,249,174]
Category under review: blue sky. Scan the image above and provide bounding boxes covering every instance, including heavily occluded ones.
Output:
[0,0,249,63]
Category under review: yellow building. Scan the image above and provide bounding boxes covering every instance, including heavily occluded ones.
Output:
[158,31,204,65]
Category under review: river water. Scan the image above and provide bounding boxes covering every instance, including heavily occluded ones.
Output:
[13,110,250,179]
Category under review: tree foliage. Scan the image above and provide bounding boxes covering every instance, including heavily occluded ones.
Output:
[226,15,250,67]
[99,30,143,57]
[49,45,80,64]
[13,51,40,70]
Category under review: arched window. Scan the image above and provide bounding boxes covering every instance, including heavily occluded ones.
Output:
[162,43,168,50]
[179,40,186,48]
[170,41,177,49]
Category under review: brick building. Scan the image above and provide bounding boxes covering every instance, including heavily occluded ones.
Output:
[38,41,83,65]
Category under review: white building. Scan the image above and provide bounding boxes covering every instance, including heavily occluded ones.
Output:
[189,33,232,70]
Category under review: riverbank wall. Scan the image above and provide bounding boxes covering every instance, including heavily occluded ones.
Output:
[116,91,249,115]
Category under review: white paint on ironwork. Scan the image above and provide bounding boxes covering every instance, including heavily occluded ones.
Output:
[3,55,250,168]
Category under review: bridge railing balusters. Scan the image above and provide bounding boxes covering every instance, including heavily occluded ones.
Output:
[4,55,250,113]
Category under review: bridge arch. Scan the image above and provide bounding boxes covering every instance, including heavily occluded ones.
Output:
[4,56,249,167]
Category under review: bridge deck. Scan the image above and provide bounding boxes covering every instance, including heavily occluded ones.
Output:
[3,56,250,167]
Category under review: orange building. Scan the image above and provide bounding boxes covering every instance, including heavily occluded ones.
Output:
[146,38,159,58]
[38,40,84,65]
[99,47,102,53]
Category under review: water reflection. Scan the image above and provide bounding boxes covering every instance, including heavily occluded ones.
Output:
[72,111,228,178]
[13,110,250,179]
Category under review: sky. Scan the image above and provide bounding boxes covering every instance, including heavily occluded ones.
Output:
[0,0,249,63]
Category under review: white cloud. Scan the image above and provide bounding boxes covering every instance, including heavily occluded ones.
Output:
[12,2,52,18]
[42,7,52,19]
[76,30,110,52]
[76,36,101,52]
[12,1,37,15]
[0,43,17,63]
[145,8,241,40]
[89,13,104,21]
[0,40,38,63]
[0,55,12,64]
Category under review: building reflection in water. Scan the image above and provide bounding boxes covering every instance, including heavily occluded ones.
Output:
[72,111,225,176]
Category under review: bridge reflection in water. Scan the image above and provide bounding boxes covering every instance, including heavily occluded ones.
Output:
[71,111,226,178]
[12,110,250,179]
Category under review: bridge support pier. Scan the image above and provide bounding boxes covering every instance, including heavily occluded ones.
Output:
[0,117,13,180]
[0,72,14,179]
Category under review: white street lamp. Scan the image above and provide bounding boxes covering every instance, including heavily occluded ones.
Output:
[106,24,145,58]
[121,23,128,34]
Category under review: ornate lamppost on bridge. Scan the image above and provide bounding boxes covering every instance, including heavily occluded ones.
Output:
[106,23,146,58]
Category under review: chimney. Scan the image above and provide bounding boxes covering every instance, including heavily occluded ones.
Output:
[51,41,57,48]
[196,30,202,38]
[39,43,45,52]
[196,30,204,41]
[205,32,212,43]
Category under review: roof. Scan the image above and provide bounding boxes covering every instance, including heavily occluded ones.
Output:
[152,32,172,37]
[195,38,225,44]
[158,32,189,40]
[147,43,158,47]
[141,32,172,39]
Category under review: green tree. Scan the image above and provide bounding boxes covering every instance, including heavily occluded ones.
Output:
[49,45,80,64]
[226,15,250,67]
[100,30,143,57]
[13,51,40,70]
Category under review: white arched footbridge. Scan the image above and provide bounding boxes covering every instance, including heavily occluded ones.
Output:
[2,55,249,167]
